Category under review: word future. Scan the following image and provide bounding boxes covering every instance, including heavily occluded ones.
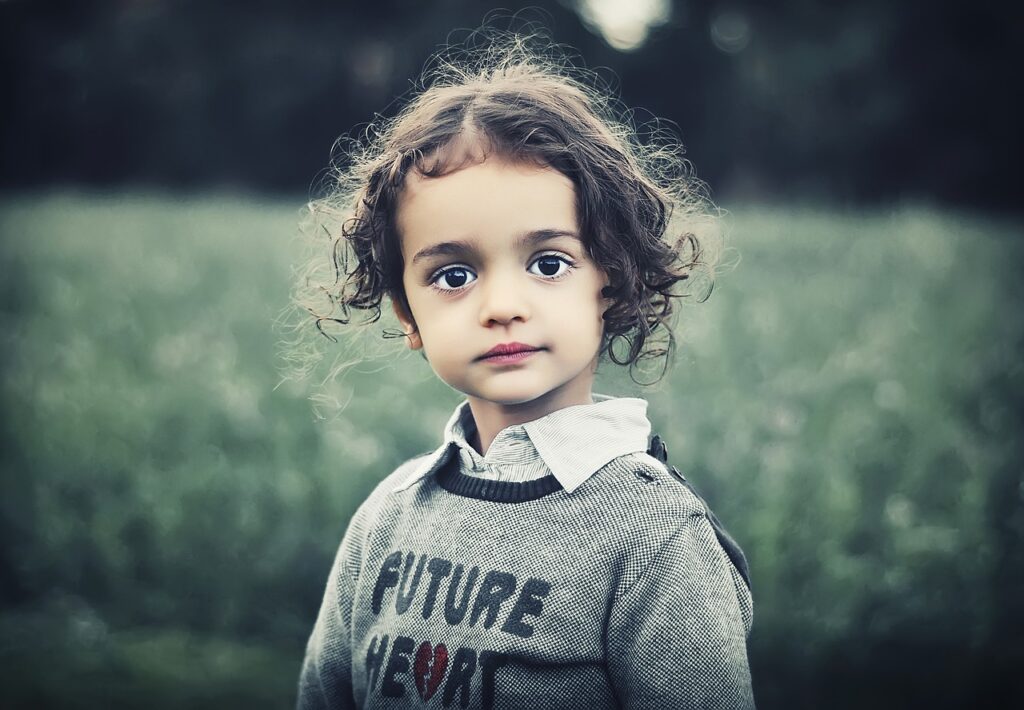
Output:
[364,550,554,708]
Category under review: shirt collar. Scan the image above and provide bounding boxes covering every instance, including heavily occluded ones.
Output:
[392,394,652,494]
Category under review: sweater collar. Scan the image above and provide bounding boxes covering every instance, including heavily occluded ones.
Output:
[392,394,652,495]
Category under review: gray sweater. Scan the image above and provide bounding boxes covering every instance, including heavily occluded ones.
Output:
[297,397,755,709]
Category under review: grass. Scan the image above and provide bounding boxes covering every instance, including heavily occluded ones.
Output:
[1,191,1021,708]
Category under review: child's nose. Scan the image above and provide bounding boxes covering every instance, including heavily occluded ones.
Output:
[477,271,530,326]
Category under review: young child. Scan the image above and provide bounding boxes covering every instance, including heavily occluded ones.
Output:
[295,31,754,710]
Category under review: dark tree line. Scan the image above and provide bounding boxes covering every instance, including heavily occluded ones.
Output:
[2,0,1021,210]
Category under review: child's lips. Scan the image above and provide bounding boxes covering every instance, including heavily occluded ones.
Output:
[477,344,545,364]
[479,349,542,364]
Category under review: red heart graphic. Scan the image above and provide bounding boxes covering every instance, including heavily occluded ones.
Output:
[413,641,448,701]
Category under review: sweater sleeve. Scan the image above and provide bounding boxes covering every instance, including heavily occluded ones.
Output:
[605,513,755,709]
[296,508,365,710]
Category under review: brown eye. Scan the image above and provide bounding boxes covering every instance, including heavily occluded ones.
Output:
[430,265,476,292]
[443,269,470,287]
[528,254,574,279]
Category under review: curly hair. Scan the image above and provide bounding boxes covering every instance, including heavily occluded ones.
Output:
[286,27,722,389]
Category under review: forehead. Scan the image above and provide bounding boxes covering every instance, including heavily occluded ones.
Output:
[395,156,578,258]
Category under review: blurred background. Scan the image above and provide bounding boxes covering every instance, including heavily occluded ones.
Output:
[1,1,1021,708]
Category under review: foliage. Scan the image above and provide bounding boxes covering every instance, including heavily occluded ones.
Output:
[1,1,1019,208]
[0,193,1021,708]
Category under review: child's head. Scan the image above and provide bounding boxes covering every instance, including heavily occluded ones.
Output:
[392,148,609,409]
[293,30,720,399]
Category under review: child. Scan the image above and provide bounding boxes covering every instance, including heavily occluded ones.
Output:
[294,29,754,710]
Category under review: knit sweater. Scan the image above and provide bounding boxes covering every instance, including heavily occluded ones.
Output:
[297,397,755,709]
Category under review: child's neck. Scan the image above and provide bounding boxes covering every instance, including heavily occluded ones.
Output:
[466,389,595,456]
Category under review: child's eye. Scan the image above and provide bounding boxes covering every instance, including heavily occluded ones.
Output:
[528,254,575,279]
[430,265,477,292]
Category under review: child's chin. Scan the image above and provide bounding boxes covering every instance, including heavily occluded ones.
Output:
[480,393,546,407]
[467,385,552,407]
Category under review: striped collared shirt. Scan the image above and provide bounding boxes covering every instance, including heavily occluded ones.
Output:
[392,394,652,495]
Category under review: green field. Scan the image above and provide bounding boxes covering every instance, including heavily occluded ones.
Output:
[1,193,1021,708]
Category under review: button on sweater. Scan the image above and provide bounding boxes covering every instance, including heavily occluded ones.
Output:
[297,396,755,709]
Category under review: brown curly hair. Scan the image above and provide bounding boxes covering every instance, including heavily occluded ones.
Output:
[288,28,721,388]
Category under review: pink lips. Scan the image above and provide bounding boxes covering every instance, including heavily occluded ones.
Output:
[479,342,542,363]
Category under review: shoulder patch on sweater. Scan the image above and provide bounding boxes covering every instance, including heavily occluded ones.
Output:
[643,434,753,592]
[624,452,708,512]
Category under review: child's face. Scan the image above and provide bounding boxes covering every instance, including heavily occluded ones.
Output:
[392,155,609,410]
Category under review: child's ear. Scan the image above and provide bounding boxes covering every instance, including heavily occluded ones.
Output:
[599,269,613,304]
[391,298,423,350]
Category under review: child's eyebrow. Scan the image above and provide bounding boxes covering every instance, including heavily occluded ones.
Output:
[410,229,580,265]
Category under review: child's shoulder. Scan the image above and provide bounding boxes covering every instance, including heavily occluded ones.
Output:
[332,453,427,537]
[615,450,753,594]
[594,450,711,520]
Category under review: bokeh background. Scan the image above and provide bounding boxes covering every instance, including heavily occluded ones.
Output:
[2,1,1022,708]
